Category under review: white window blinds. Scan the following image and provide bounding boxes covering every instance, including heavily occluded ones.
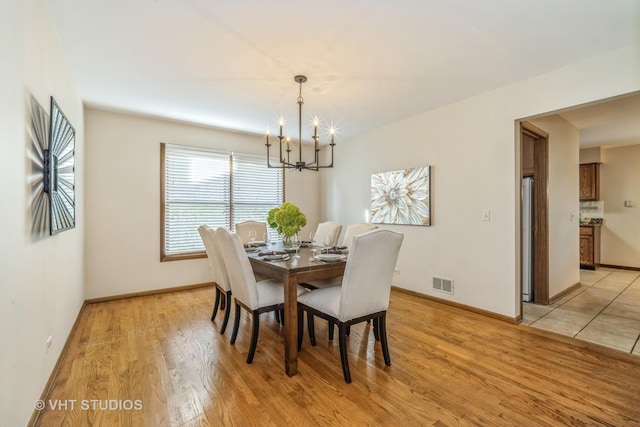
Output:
[164,145,230,256]
[232,152,284,241]
[162,144,284,258]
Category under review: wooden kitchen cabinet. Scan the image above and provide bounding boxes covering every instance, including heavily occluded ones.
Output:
[579,163,599,201]
[580,225,601,270]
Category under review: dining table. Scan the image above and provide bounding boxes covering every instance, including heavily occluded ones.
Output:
[247,244,346,377]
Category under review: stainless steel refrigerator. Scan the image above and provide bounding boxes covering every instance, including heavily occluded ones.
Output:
[522,177,534,302]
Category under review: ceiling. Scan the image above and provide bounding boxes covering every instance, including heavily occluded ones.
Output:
[557,92,640,149]
[46,0,639,144]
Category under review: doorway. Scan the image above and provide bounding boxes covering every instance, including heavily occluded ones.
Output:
[521,122,549,305]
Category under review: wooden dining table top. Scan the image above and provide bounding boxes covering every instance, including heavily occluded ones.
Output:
[247,245,346,376]
[247,245,346,277]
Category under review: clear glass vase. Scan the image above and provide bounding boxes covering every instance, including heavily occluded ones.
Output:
[281,234,294,249]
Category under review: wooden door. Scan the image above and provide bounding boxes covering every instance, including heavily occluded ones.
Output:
[521,122,549,305]
[522,134,535,177]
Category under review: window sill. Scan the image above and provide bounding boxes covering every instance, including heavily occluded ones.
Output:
[161,251,207,262]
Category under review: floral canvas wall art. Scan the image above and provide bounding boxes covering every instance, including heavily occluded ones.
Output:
[371,166,430,225]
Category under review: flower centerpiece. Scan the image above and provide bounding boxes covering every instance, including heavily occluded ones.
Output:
[267,202,307,247]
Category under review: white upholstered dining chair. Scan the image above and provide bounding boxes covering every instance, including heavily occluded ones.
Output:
[235,221,268,245]
[198,225,233,334]
[339,223,377,249]
[214,227,307,364]
[313,221,342,247]
[297,229,404,383]
[314,221,342,246]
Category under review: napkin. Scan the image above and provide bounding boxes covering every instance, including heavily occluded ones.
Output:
[321,246,347,254]
[263,254,290,261]
[244,242,267,248]
[258,250,287,256]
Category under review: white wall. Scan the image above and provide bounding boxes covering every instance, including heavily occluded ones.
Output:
[284,148,322,239]
[0,1,84,426]
[84,108,320,299]
[600,144,640,268]
[579,146,605,164]
[324,45,640,318]
[529,115,581,298]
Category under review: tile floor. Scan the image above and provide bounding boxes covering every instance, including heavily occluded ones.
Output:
[523,268,640,356]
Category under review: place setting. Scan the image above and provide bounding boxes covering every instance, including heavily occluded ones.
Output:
[309,233,348,262]
[309,239,348,263]
[244,230,269,252]
[262,253,290,261]
[312,253,347,263]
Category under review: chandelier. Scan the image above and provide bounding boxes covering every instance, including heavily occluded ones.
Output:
[265,75,336,171]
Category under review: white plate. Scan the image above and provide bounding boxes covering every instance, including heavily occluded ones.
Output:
[314,254,346,262]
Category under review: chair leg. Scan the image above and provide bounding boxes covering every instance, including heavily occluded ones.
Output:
[346,324,351,336]
[373,317,380,341]
[230,302,241,345]
[247,311,260,364]
[279,309,285,326]
[307,312,316,346]
[379,314,391,366]
[210,288,221,321]
[297,306,304,351]
[220,291,227,310]
[275,310,280,324]
[338,323,351,383]
[220,291,232,334]
[328,321,334,341]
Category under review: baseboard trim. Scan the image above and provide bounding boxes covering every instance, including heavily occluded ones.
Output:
[599,263,640,272]
[549,282,581,305]
[85,282,214,304]
[27,301,88,427]
[391,286,520,324]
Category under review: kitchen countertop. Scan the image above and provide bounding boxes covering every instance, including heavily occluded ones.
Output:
[580,219,603,226]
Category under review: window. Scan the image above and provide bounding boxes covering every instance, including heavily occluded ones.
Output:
[161,143,284,261]
[232,152,284,229]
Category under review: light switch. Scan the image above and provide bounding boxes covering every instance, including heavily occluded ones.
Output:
[482,210,491,221]
[624,200,636,207]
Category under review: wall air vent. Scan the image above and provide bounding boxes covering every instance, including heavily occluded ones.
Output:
[432,276,454,295]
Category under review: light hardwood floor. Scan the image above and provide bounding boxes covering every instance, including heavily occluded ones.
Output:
[34,287,640,426]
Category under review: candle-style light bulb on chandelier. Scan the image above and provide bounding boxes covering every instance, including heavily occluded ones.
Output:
[265,75,336,171]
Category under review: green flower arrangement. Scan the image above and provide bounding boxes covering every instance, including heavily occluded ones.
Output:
[267,202,307,238]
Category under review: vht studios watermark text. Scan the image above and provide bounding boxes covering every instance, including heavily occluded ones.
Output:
[35,399,143,411]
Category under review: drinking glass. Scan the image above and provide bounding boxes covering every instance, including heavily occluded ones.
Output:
[292,233,301,258]
[263,231,270,248]
[308,231,316,245]
[248,229,257,246]
[322,234,332,254]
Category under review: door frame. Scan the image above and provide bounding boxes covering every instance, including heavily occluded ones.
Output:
[520,121,549,305]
